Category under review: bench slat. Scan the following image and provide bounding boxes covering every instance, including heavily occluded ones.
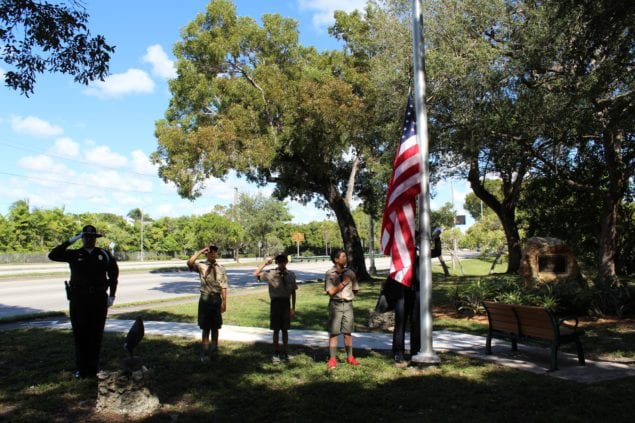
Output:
[483,301,519,334]
[514,306,556,340]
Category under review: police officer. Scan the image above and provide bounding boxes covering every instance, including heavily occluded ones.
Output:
[391,227,442,363]
[49,224,119,378]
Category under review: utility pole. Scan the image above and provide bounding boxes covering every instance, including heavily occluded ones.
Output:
[140,210,144,262]
[233,187,239,261]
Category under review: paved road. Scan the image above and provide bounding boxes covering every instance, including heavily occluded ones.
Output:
[0,257,391,319]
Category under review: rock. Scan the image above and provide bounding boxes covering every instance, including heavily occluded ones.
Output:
[518,237,587,290]
[96,368,160,417]
[368,309,395,331]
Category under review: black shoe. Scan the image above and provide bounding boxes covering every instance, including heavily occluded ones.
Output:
[394,352,404,363]
[73,370,81,379]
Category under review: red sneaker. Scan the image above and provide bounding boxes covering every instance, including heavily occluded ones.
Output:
[327,357,337,369]
[346,356,360,366]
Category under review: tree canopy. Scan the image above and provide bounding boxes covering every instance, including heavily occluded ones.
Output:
[0,0,115,96]
[152,0,379,278]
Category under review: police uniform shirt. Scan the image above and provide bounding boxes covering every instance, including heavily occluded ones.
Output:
[49,241,118,294]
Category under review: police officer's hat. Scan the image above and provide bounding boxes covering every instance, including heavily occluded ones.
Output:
[82,224,103,238]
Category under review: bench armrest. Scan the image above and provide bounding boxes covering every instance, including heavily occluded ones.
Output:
[558,316,579,328]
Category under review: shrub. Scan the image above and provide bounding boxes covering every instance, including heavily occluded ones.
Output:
[456,279,495,317]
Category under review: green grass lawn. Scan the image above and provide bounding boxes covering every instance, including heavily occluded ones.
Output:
[1,328,634,422]
[1,259,633,421]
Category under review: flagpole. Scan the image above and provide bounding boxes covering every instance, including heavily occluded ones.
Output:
[411,0,440,364]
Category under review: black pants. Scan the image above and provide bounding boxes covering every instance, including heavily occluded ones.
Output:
[69,291,108,377]
[391,281,420,355]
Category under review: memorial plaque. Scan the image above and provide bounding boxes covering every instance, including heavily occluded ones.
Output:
[538,255,567,274]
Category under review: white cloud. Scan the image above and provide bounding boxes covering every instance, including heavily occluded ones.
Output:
[142,44,177,79]
[79,169,153,195]
[17,154,70,174]
[50,137,80,158]
[130,150,158,175]
[154,203,179,217]
[83,68,155,99]
[85,146,128,167]
[113,192,149,207]
[298,0,368,28]
[10,115,64,138]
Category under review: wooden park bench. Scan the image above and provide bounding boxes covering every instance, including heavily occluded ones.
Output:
[482,301,585,371]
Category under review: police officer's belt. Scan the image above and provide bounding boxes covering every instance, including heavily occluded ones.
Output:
[69,284,108,294]
[330,298,352,303]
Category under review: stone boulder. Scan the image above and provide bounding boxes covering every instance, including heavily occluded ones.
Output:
[96,367,160,417]
[368,309,395,331]
[518,237,587,290]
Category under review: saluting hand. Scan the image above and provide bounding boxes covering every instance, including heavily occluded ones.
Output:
[68,231,83,243]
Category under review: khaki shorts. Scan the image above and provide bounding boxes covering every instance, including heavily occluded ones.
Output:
[328,299,354,335]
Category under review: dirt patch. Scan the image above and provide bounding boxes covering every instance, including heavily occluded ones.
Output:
[432,304,488,324]
[578,317,635,330]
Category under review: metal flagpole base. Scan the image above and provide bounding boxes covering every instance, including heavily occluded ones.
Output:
[410,351,441,365]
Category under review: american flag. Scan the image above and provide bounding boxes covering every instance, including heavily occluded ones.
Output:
[380,96,421,287]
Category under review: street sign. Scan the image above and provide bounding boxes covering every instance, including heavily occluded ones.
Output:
[291,232,305,242]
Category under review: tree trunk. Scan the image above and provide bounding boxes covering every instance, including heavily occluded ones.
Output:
[499,211,522,273]
[596,196,618,289]
[489,253,501,275]
[468,162,523,274]
[324,183,370,280]
[595,129,629,289]
[437,256,450,276]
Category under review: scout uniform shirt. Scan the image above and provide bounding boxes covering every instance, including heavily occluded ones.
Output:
[324,266,359,301]
[260,268,297,298]
[195,261,228,294]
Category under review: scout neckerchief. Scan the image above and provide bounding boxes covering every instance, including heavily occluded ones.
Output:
[205,260,217,281]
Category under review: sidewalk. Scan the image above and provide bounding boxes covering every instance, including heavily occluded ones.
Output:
[10,317,635,384]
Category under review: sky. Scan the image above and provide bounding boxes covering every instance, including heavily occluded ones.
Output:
[0,0,471,226]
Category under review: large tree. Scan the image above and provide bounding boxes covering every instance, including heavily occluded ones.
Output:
[513,0,635,288]
[0,0,115,95]
[152,0,372,278]
[418,0,541,273]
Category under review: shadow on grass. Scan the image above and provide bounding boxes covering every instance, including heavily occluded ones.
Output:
[114,310,196,324]
[149,267,188,274]
[1,328,634,422]
[580,319,635,359]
